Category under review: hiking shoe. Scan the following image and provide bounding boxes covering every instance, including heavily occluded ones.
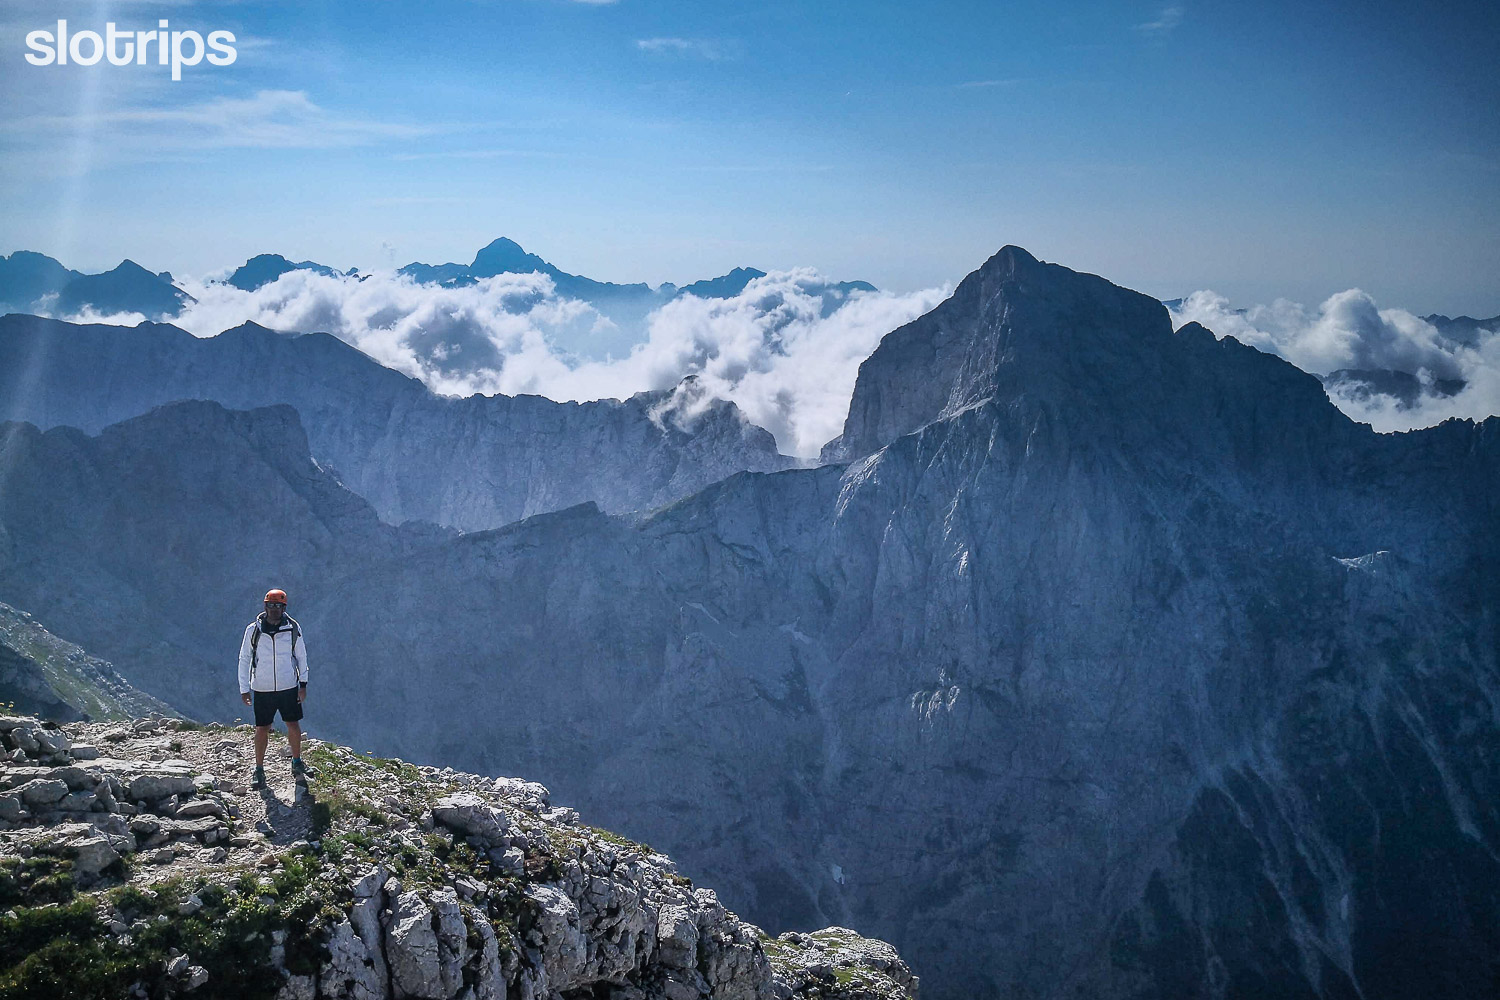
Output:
[291,758,314,779]
[251,766,266,789]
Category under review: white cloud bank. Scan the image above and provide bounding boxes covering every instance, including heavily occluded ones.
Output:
[1170,289,1500,432]
[56,269,946,459]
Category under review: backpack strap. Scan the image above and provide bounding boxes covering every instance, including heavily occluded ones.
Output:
[249,620,261,682]
[285,616,302,681]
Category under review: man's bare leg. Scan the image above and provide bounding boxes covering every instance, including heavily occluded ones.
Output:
[254,725,270,767]
[287,719,302,759]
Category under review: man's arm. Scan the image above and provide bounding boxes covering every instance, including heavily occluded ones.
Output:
[237,625,253,705]
[295,630,309,702]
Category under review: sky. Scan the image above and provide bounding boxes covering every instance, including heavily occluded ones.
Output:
[1,0,1497,315]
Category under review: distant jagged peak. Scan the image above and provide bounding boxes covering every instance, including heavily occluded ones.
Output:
[216,317,303,339]
[470,236,553,278]
[226,253,351,292]
[104,259,161,279]
[677,266,769,300]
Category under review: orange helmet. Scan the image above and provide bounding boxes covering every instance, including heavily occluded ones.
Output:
[264,589,288,605]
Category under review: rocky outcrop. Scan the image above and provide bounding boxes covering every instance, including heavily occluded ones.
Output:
[0,714,917,1000]
[0,314,794,531]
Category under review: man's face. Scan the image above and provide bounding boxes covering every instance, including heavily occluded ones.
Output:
[265,601,285,623]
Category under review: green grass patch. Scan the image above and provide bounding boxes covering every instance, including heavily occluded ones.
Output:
[0,856,75,909]
[0,852,336,999]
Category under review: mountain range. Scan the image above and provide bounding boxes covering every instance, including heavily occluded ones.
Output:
[0,246,1494,999]
[0,314,794,531]
[0,251,192,320]
[1,240,876,361]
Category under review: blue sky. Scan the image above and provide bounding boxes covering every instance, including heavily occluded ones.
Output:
[1,0,1497,313]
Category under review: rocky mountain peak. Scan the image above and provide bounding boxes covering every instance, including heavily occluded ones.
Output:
[824,244,1172,461]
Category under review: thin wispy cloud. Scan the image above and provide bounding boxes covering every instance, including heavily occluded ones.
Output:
[955,79,1022,89]
[636,37,726,60]
[391,149,564,162]
[5,90,433,150]
[1136,5,1184,35]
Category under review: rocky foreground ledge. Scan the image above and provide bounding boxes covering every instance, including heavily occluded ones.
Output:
[0,714,916,1000]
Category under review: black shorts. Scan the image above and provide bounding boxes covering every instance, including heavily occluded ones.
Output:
[253,687,304,726]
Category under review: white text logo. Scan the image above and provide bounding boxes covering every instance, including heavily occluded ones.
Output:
[25,20,237,82]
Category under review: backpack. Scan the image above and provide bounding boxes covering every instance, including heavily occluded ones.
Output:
[249,615,301,684]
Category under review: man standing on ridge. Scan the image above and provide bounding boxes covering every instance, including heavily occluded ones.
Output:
[237,588,311,789]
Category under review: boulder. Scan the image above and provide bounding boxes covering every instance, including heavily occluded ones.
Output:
[432,887,468,997]
[44,767,96,790]
[57,790,97,812]
[15,778,69,806]
[83,760,197,802]
[69,835,121,879]
[174,799,226,820]
[350,866,388,899]
[431,793,510,845]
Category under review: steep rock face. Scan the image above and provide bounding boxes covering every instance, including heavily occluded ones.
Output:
[0,249,1495,998]
[0,316,794,531]
[0,603,174,723]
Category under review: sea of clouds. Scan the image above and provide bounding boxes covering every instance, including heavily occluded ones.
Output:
[1169,289,1498,432]
[63,268,948,459]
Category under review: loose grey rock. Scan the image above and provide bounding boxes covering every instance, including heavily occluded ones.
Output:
[174,799,225,820]
[15,778,69,806]
[430,793,510,846]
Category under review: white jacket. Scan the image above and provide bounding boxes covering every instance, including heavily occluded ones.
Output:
[237,615,309,694]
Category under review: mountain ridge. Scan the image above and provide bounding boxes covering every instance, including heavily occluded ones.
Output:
[0,314,796,532]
